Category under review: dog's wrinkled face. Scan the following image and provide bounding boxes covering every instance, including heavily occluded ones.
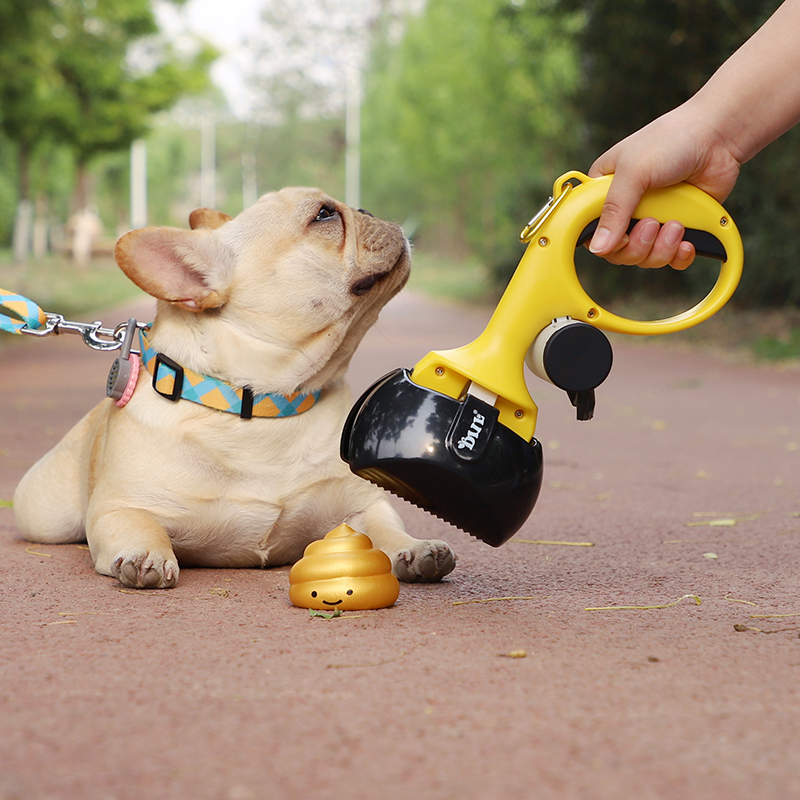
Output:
[115,188,410,393]
[224,188,409,336]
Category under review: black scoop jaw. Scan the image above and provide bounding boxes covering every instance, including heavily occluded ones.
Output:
[340,369,543,547]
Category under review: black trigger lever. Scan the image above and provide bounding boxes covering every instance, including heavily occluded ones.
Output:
[568,389,595,421]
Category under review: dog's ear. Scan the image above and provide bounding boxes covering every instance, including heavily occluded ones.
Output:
[115,227,233,312]
[189,208,233,230]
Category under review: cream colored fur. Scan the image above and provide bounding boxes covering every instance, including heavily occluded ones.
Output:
[14,188,456,589]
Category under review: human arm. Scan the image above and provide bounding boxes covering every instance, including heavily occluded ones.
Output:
[588,0,800,269]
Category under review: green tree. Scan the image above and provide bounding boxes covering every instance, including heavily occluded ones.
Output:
[46,0,217,210]
[360,0,581,272]
[0,133,19,244]
[539,0,798,306]
[0,0,215,258]
[0,0,59,203]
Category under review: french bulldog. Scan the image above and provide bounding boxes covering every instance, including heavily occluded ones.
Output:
[13,189,456,589]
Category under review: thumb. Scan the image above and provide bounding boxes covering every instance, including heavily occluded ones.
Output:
[587,170,647,256]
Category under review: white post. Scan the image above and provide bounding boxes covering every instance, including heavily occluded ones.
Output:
[242,152,258,209]
[201,113,216,208]
[12,200,32,264]
[345,64,361,209]
[130,139,148,230]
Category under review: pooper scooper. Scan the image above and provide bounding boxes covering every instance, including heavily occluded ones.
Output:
[340,170,743,547]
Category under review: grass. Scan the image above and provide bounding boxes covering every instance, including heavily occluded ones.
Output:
[0,249,144,322]
[752,327,800,362]
[407,248,800,368]
[599,293,800,366]
[407,249,492,304]
[0,250,146,353]
[2,246,798,367]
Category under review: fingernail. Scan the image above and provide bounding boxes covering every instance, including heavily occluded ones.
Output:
[640,219,659,244]
[663,222,683,248]
[589,227,612,254]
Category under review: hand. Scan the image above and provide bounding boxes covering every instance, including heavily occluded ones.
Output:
[591,217,696,271]
[587,103,742,269]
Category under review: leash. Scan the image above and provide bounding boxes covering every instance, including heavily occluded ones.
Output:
[0,286,143,352]
[0,287,320,417]
[0,288,48,334]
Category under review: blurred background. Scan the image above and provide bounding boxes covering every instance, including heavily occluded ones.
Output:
[0,0,797,360]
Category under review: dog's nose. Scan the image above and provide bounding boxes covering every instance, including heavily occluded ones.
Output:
[357,208,374,217]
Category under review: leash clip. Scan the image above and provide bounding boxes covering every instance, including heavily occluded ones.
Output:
[20,314,146,353]
[19,313,62,337]
[519,181,574,243]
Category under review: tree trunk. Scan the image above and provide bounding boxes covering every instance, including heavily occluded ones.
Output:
[72,159,92,213]
[33,193,50,258]
[12,142,33,264]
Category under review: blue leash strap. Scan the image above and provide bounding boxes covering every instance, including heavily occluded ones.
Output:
[0,288,48,334]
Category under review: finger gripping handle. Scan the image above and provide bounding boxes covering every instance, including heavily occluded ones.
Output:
[551,172,743,336]
[577,219,728,261]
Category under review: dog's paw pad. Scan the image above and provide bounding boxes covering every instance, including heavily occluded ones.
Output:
[393,540,456,583]
[112,549,179,589]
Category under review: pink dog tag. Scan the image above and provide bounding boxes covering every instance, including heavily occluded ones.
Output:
[106,318,141,408]
[114,355,140,407]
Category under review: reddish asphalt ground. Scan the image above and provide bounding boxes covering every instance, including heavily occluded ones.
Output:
[1,287,799,800]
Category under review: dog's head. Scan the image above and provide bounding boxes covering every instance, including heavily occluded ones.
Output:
[115,188,410,394]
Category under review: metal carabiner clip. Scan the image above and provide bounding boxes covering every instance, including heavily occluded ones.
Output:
[41,317,121,350]
[519,181,573,243]
[19,313,63,337]
[21,315,131,351]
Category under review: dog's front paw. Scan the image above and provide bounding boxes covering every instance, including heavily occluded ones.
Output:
[393,540,456,583]
[112,549,179,589]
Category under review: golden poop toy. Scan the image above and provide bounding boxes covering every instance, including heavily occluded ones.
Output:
[341,171,744,547]
[289,524,400,611]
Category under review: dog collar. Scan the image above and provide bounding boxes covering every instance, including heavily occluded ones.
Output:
[139,330,321,419]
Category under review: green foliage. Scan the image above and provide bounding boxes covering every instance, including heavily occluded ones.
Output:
[0,249,144,325]
[406,250,491,303]
[1,0,798,312]
[0,0,215,217]
[46,0,217,186]
[548,0,767,151]
[247,117,347,198]
[360,0,582,268]
[0,134,17,242]
[724,127,800,306]
[752,327,800,361]
[542,0,799,307]
[358,0,800,309]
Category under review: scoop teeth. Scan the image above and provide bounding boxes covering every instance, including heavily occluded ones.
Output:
[361,474,471,536]
[361,475,516,546]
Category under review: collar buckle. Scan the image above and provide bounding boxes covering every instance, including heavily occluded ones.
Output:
[152,352,185,402]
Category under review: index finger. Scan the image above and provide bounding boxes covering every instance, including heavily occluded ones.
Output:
[587,168,649,256]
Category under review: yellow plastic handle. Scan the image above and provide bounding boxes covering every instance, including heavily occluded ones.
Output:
[411,171,743,440]
[539,171,743,335]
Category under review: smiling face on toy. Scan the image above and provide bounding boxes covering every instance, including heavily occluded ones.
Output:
[289,525,399,611]
[311,584,354,608]
[290,574,399,611]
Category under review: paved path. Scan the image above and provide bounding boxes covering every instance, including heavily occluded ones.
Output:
[1,290,799,800]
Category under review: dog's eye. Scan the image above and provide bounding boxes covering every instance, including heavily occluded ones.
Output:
[351,274,378,296]
[314,204,338,222]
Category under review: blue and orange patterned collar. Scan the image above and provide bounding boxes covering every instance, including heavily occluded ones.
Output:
[139,330,321,419]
